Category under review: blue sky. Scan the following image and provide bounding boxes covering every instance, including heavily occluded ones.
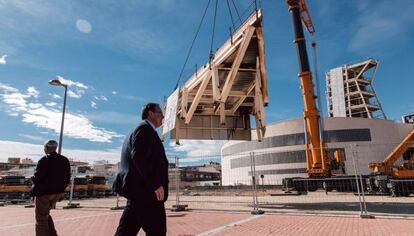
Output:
[0,0,413,164]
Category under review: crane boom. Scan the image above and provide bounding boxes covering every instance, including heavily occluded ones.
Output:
[299,0,315,35]
[286,0,329,176]
[369,129,414,178]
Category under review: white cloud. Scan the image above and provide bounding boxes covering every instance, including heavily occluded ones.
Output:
[67,90,83,99]
[0,140,120,163]
[27,86,39,98]
[112,91,117,95]
[0,54,6,64]
[49,76,88,99]
[86,111,137,125]
[168,140,224,158]
[76,19,92,33]
[0,83,18,92]
[91,101,97,109]
[348,1,414,52]
[18,134,44,142]
[0,83,121,143]
[45,102,57,107]
[56,76,88,89]
[49,93,61,99]
[2,92,29,113]
[94,95,109,101]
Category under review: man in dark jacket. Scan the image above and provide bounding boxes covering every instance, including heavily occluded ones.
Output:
[113,102,169,236]
[32,140,71,236]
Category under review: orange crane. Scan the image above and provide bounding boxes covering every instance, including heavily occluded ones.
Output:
[369,129,414,178]
[283,0,414,196]
[368,129,414,196]
[285,0,340,178]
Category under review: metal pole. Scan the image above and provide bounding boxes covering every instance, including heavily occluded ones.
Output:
[63,166,80,209]
[172,156,186,211]
[354,145,370,216]
[58,85,67,154]
[350,145,364,216]
[351,145,373,218]
[175,156,180,208]
[68,168,75,205]
[250,152,264,215]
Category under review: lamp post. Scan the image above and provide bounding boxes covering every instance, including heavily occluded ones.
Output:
[49,79,79,209]
[48,79,67,154]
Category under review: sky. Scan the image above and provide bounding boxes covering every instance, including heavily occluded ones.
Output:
[0,0,413,165]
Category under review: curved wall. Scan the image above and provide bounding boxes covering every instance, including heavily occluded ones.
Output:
[221,117,414,185]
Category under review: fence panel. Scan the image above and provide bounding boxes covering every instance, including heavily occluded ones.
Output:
[352,142,414,218]
[169,152,258,212]
[253,147,365,216]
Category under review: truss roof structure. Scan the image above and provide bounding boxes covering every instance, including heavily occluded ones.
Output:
[165,10,269,142]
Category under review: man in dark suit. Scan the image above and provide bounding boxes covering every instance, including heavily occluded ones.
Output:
[113,102,169,236]
[32,140,71,236]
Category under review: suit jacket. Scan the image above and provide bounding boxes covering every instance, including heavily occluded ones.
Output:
[113,121,169,203]
[31,152,71,196]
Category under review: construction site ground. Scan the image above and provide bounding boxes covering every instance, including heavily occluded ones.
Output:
[1,195,414,236]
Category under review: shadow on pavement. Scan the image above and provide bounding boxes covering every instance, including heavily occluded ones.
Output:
[258,202,414,216]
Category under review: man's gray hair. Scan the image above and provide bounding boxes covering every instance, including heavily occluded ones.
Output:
[44,140,58,148]
[141,102,160,120]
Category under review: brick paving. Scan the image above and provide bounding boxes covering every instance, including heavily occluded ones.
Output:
[215,214,414,236]
[0,201,413,236]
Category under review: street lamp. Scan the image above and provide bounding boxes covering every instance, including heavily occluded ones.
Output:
[48,79,68,154]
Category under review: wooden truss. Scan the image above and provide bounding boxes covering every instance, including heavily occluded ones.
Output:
[171,10,268,142]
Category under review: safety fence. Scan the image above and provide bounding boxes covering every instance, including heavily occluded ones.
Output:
[163,141,413,218]
[1,142,412,219]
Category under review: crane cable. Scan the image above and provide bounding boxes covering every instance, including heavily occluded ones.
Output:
[230,0,242,24]
[174,0,212,91]
[225,0,236,32]
[209,0,218,68]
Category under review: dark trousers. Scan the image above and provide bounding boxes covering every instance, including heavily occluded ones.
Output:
[114,199,166,236]
[35,194,61,236]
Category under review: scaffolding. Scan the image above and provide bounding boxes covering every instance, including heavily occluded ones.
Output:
[326,59,386,119]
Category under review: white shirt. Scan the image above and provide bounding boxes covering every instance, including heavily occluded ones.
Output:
[145,119,156,130]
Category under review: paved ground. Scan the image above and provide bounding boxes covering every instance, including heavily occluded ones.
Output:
[1,199,414,236]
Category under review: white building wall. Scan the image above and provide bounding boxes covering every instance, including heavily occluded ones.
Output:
[221,117,414,186]
[327,67,346,117]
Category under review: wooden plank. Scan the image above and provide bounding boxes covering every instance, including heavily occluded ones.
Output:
[256,26,269,105]
[211,67,220,102]
[217,67,256,72]
[231,81,255,114]
[180,87,188,119]
[256,57,266,125]
[189,90,252,97]
[183,11,262,94]
[219,102,225,125]
[219,26,256,104]
[185,70,212,124]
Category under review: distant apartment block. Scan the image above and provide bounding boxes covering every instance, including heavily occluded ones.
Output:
[325,58,386,119]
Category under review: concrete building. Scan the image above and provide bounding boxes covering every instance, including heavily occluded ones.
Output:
[325,59,386,119]
[169,162,221,188]
[221,117,414,186]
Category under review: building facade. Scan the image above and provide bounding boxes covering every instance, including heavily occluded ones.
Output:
[221,117,413,186]
[325,59,386,119]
